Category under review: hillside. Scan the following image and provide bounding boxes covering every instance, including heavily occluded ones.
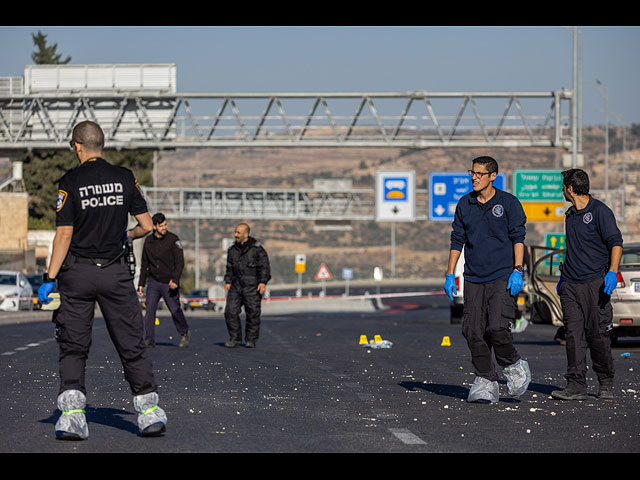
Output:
[153,125,640,286]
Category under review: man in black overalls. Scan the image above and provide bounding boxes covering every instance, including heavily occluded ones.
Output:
[551,169,623,401]
[223,223,271,348]
[38,121,167,439]
[444,156,531,403]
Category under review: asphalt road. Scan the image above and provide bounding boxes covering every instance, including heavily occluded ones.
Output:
[1,290,639,453]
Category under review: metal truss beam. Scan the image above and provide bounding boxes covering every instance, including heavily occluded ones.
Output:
[142,186,623,223]
[0,90,574,151]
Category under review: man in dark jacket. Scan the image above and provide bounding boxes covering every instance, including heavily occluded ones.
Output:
[138,213,190,348]
[224,223,271,348]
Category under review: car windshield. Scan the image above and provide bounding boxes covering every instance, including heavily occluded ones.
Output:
[621,247,640,266]
[0,274,17,286]
[189,290,208,297]
[26,275,43,287]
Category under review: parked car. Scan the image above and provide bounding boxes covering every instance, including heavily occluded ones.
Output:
[610,242,640,344]
[0,270,34,311]
[528,242,640,345]
[25,273,44,310]
[182,288,216,311]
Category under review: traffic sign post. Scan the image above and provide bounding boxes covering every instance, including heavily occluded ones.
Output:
[315,263,332,297]
[544,232,566,268]
[342,268,353,296]
[295,254,306,297]
[375,170,416,222]
[429,172,506,222]
[373,266,383,296]
[513,169,565,222]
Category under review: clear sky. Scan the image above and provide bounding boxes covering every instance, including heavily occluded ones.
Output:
[1,25,638,126]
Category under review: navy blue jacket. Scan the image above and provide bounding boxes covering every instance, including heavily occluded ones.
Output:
[562,196,623,283]
[450,188,526,283]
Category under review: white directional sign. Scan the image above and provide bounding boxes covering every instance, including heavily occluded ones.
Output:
[375,170,416,222]
[295,254,306,273]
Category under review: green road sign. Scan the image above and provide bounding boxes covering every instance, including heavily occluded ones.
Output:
[544,232,565,249]
[544,232,566,267]
[513,170,563,202]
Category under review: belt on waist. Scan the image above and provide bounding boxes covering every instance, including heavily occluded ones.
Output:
[72,255,125,267]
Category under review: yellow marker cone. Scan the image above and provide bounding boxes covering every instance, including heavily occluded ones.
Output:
[441,336,451,346]
[374,335,383,343]
[359,335,369,345]
[155,317,160,326]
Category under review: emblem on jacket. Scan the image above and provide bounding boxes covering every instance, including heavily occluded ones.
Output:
[583,212,593,224]
[56,190,68,211]
[492,204,504,217]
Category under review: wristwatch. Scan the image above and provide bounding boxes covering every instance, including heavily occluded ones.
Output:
[514,265,524,273]
[43,273,56,283]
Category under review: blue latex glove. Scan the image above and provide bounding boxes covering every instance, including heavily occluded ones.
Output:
[556,277,563,295]
[507,270,523,296]
[603,270,618,295]
[444,274,457,301]
[38,282,55,305]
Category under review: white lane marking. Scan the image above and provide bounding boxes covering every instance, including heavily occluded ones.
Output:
[389,428,427,445]
[1,337,55,356]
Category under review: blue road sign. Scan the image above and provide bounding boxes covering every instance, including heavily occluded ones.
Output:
[429,172,506,221]
[342,268,353,280]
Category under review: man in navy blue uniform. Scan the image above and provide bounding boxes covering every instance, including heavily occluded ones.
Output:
[551,169,623,401]
[444,156,531,403]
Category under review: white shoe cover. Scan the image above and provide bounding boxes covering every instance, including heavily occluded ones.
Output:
[55,389,89,440]
[133,392,167,436]
[467,376,499,403]
[503,359,531,397]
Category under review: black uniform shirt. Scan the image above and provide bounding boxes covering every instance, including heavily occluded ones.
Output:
[56,157,148,259]
[562,195,623,283]
[450,188,527,283]
[138,232,185,286]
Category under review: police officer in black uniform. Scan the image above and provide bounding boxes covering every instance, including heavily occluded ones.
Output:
[444,156,531,403]
[551,169,623,401]
[223,223,271,348]
[38,121,167,440]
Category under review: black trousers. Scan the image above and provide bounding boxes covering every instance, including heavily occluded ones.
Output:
[224,284,262,342]
[53,261,157,396]
[143,276,189,342]
[462,279,521,382]
[558,276,614,392]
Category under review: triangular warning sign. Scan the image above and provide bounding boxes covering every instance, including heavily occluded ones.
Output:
[315,263,333,280]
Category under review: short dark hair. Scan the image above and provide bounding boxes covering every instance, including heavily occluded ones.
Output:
[152,213,166,225]
[472,156,499,174]
[71,120,105,151]
[561,169,590,195]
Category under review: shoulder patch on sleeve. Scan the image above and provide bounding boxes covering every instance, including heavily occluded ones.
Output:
[175,240,183,249]
[56,190,68,212]
[135,179,145,198]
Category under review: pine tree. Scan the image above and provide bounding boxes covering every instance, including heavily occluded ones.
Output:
[24,31,153,230]
[30,31,71,65]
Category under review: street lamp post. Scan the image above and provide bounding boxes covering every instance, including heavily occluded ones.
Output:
[595,80,609,203]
